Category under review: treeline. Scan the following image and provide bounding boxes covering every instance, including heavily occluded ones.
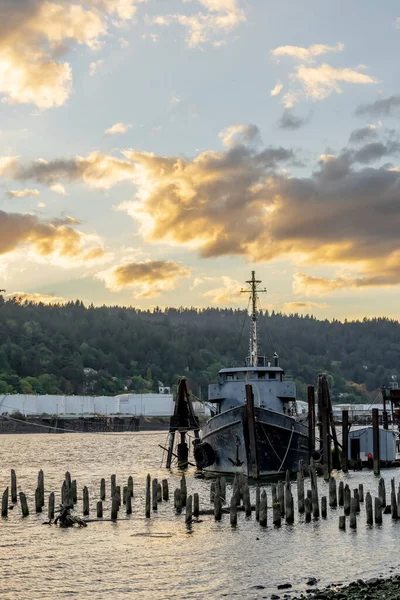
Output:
[0,296,398,403]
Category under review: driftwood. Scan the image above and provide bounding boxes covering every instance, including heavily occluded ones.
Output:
[48,504,87,528]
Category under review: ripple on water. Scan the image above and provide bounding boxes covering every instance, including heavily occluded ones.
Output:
[0,432,399,599]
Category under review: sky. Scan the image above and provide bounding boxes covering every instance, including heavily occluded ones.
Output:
[0,0,400,321]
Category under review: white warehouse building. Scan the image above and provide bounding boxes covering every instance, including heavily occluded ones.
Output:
[0,393,178,417]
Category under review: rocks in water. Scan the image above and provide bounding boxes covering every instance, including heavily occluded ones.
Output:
[277,583,292,590]
[306,577,318,586]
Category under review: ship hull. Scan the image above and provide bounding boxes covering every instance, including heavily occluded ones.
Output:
[200,405,309,478]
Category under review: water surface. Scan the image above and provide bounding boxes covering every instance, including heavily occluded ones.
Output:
[0,432,399,599]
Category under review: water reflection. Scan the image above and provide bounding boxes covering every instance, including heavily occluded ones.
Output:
[0,433,399,599]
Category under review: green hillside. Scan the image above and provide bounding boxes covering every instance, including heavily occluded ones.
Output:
[0,295,398,403]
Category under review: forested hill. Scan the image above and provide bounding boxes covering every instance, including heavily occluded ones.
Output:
[0,297,399,403]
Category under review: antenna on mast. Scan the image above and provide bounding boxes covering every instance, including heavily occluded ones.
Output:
[241,271,267,367]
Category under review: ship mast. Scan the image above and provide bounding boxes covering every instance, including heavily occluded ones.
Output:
[241,271,267,367]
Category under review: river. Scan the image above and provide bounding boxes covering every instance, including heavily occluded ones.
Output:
[0,432,399,599]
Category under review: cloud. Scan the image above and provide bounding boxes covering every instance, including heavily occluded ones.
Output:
[50,183,68,195]
[283,300,328,312]
[104,122,131,135]
[349,125,377,144]
[355,95,400,118]
[5,130,400,289]
[271,42,344,63]
[96,259,191,298]
[153,0,245,47]
[218,124,261,147]
[89,59,104,76]
[0,210,105,265]
[0,0,145,108]
[5,291,66,304]
[203,275,242,304]
[270,82,283,97]
[7,189,40,198]
[270,42,376,105]
[1,151,135,190]
[293,64,376,102]
[277,109,306,130]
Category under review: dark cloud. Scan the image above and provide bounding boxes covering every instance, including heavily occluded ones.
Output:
[355,95,400,118]
[277,109,306,130]
[349,126,378,144]
[353,141,400,164]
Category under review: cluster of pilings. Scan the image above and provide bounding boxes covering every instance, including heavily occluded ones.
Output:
[1,468,140,522]
[1,465,399,532]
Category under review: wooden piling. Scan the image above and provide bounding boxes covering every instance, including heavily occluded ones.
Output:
[374,497,382,524]
[210,481,215,503]
[350,498,357,529]
[372,408,380,475]
[278,482,285,517]
[111,474,116,498]
[259,490,267,527]
[273,502,281,527]
[65,471,71,490]
[344,484,351,516]
[157,482,162,503]
[145,474,151,518]
[152,478,158,511]
[111,497,118,521]
[19,492,29,517]
[378,478,386,508]
[304,497,311,522]
[329,477,337,508]
[193,493,199,517]
[38,470,44,508]
[307,489,312,501]
[321,496,327,519]
[126,490,132,515]
[358,483,364,503]
[185,495,193,524]
[341,410,349,472]
[338,481,344,506]
[83,486,89,516]
[365,492,373,525]
[391,491,398,520]
[255,486,260,521]
[286,490,294,524]
[122,486,128,504]
[128,476,134,498]
[35,487,42,513]
[243,485,251,518]
[11,469,17,504]
[180,474,187,508]
[297,464,305,513]
[162,479,169,501]
[310,464,319,518]
[100,478,106,501]
[339,515,346,530]
[230,494,237,527]
[97,501,103,518]
[174,488,182,514]
[2,488,8,517]
[307,385,315,457]
[71,480,77,504]
[115,486,121,506]
[353,489,360,513]
[214,479,222,521]
[48,492,55,520]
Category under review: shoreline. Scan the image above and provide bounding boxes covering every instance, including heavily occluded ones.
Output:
[292,575,400,599]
